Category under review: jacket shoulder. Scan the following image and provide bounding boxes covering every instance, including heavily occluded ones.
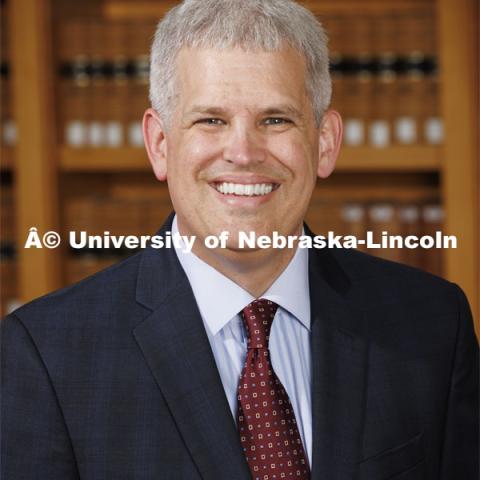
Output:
[330,248,464,311]
[10,251,145,330]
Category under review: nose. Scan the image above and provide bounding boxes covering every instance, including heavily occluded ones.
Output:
[222,122,266,166]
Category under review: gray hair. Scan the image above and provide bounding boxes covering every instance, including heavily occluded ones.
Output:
[149,0,331,127]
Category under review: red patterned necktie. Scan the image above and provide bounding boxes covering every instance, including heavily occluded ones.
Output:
[237,298,310,480]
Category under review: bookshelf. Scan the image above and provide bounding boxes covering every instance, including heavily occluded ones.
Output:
[4,0,479,331]
[0,1,17,314]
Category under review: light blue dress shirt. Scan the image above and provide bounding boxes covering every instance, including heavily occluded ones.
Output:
[172,216,312,466]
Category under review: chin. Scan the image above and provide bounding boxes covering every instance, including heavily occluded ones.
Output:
[226,223,272,237]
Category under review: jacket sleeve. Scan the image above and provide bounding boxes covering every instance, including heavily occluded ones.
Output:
[440,285,479,479]
[1,313,80,480]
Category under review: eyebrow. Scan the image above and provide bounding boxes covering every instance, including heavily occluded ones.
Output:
[187,104,304,120]
[188,106,227,116]
[261,105,304,120]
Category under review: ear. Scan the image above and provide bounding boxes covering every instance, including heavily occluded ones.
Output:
[317,109,343,179]
[143,108,168,181]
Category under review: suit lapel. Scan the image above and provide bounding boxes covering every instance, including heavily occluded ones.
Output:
[133,225,251,480]
[308,248,369,480]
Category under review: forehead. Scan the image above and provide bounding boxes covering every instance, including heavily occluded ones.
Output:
[174,46,309,109]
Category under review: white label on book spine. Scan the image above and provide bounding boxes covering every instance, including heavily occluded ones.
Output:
[2,119,17,146]
[88,122,105,147]
[398,206,420,224]
[395,117,417,144]
[344,119,364,146]
[341,204,365,222]
[128,122,144,147]
[423,205,444,223]
[105,122,123,147]
[369,121,390,148]
[66,121,87,147]
[369,204,394,222]
[424,117,444,144]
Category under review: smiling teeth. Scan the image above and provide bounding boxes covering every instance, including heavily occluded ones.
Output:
[216,182,275,196]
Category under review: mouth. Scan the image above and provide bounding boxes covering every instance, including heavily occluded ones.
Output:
[213,182,280,197]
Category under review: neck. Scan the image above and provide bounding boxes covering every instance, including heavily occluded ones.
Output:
[190,240,297,298]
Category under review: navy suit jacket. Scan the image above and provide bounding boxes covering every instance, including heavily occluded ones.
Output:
[2,219,478,479]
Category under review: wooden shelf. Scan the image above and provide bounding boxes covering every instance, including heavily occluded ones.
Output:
[59,145,441,173]
[104,0,433,20]
[60,147,150,172]
[337,146,441,172]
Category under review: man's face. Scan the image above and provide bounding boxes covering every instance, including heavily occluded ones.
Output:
[145,46,339,250]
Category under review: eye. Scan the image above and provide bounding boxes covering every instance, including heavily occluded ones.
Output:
[195,118,225,126]
[263,117,292,126]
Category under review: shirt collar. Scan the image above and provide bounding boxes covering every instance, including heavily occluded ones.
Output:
[172,215,310,336]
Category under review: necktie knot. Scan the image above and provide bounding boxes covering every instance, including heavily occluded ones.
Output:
[241,298,278,349]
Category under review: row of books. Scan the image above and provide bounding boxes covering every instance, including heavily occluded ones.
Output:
[65,205,443,284]
[307,200,444,276]
[54,13,437,87]
[327,7,441,147]
[59,76,147,148]
[326,12,436,58]
[330,56,437,76]
[53,13,440,149]
[55,11,436,68]
[63,194,174,239]
[332,74,442,147]
[58,53,438,83]
[56,20,156,86]
[55,19,148,148]
[54,13,437,85]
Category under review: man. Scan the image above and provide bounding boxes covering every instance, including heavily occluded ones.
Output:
[2,0,478,479]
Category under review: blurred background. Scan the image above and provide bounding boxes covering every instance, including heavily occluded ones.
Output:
[0,0,478,331]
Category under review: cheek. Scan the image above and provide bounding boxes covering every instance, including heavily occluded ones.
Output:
[169,132,221,178]
[187,132,219,157]
[267,135,318,179]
